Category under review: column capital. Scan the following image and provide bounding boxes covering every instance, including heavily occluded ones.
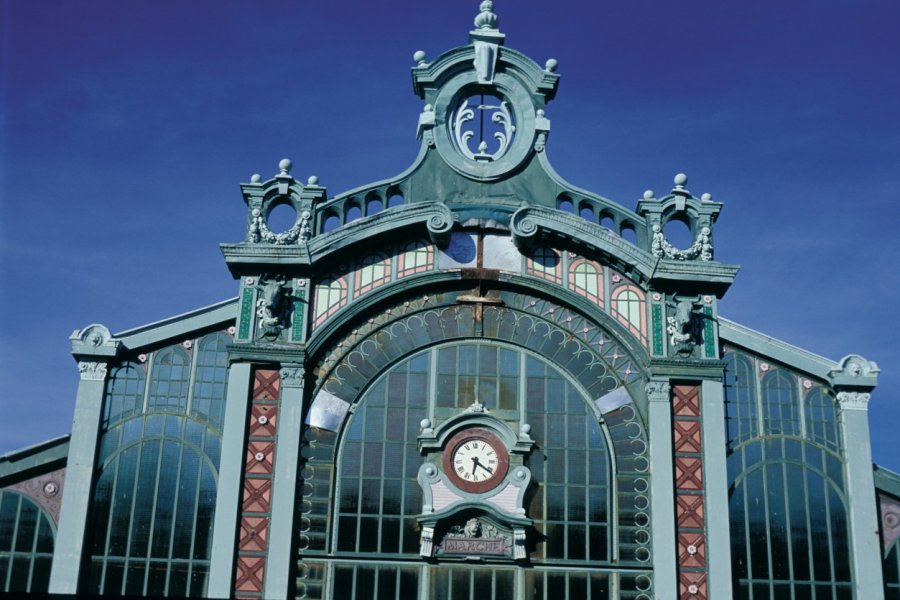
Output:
[280,364,305,388]
[646,379,671,402]
[837,390,871,411]
[77,361,108,381]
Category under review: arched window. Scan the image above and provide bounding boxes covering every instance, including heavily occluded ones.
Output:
[313,275,349,327]
[354,254,391,296]
[86,335,229,597]
[191,332,230,431]
[86,438,218,596]
[723,352,758,449]
[729,448,852,597]
[0,490,55,593]
[804,387,841,453]
[611,286,646,344]
[329,343,614,597]
[527,246,562,284]
[569,259,603,306]
[103,362,145,428]
[397,241,434,277]
[761,370,799,437]
[147,347,190,413]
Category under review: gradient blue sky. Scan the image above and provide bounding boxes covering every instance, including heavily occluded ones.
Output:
[1,1,898,469]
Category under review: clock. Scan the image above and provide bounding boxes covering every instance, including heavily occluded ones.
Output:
[442,428,509,494]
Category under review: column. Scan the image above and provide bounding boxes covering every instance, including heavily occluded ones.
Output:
[838,391,885,600]
[208,362,254,599]
[647,379,677,599]
[264,364,305,598]
[700,380,733,600]
[48,361,108,594]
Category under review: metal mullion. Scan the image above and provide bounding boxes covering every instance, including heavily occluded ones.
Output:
[185,442,206,585]
[740,469,755,600]
[5,494,21,591]
[822,475,837,595]
[778,461,797,593]
[185,337,199,416]
[428,348,437,422]
[25,504,43,593]
[800,448,815,595]
[142,352,154,413]
[162,434,188,596]
[139,439,166,595]
[754,359,765,436]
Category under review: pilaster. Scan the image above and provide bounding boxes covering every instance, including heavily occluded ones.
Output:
[264,364,306,599]
[646,379,677,599]
[700,379,732,600]
[48,360,108,594]
[837,391,884,600]
[208,362,254,599]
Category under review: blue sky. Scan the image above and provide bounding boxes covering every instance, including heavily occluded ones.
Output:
[1,0,898,470]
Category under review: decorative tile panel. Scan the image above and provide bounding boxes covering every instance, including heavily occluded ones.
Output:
[234,368,282,598]
[672,384,708,600]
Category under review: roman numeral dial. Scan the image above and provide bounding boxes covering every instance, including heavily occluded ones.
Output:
[442,428,510,494]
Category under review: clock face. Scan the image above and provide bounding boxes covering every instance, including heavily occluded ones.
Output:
[443,428,509,494]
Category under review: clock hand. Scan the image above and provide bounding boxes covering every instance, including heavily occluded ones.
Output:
[472,457,494,474]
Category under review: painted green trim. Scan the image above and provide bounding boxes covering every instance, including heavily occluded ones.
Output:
[703,306,715,359]
[264,365,305,598]
[238,287,254,340]
[291,290,306,342]
[647,379,677,598]
[0,435,69,482]
[840,407,885,599]
[207,362,252,599]
[114,297,238,350]
[874,464,900,499]
[719,317,838,379]
[701,379,733,600]
[48,372,106,594]
[651,304,664,356]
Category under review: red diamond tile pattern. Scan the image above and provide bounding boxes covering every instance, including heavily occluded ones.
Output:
[672,384,708,600]
[233,368,282,597]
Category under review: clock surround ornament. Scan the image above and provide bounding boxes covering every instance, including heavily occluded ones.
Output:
[416,400,534,561]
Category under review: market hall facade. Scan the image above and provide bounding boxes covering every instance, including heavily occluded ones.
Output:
[2,3,898,599]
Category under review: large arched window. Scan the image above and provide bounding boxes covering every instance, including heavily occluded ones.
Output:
[0,490,55,593]
[729,445,852,597]
[85,331,230,597]
[761,369,800,437]
[328,342,616,597]
[724,348,851,598]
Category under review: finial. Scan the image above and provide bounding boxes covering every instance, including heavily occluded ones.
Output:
[700,192,712,202]
[474,0,499,30]
[544,58,558,73]
[413,50,427,65]
[673,173,688,188]
[250,174,261,183]
[643,190,655,200]
[278,158,292,175]
[307,175,319,186]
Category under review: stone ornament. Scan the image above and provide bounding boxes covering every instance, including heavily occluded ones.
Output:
[78,361,108,381]
[651,223,713,261]
[836,391,871,411]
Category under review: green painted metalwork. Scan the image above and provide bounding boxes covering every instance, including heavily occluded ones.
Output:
[292,289,306,342]
[0,490,55,593]
[651,304,664,356]
[238,287,253,340]
[703,305,715,358]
